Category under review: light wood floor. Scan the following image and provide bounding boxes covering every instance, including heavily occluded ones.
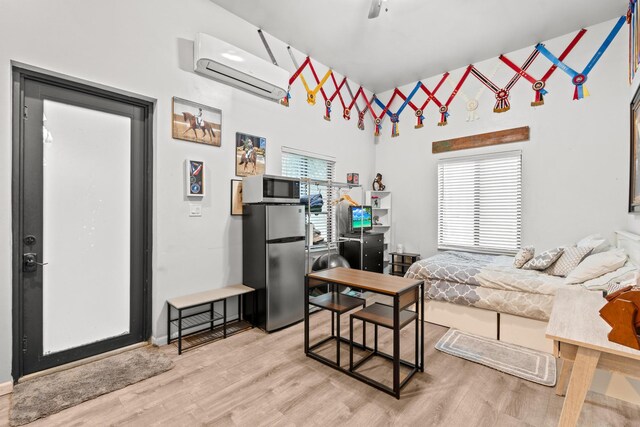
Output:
[1,308,639,426]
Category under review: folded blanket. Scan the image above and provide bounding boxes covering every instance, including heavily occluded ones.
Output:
[301,194,323,210]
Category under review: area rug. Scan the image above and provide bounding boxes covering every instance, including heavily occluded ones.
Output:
[9,346,174,426]
[435,329,556,386]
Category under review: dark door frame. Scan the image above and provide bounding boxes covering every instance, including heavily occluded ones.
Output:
[11,62,155,381]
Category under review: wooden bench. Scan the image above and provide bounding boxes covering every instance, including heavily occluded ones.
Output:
[167,284,255,354]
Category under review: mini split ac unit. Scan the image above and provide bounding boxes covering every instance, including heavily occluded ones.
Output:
[194,33,289,101]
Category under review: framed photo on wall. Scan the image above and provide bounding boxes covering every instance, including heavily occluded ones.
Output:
[631,86,640,212]
[172,97,222,147]
[186,159,205,197]
[235,132,266,177]
[231,179,243,216]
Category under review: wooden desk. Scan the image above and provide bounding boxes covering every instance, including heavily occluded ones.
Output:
[546,289,640,427]
[305,267,424,398]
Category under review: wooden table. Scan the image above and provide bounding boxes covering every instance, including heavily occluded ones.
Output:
[546,289,640,426]
[305,267,424,398]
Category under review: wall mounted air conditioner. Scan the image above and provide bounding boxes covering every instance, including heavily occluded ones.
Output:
[194,33,289,101]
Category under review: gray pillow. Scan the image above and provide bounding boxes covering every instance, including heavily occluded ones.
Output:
[544,246,593,277]
[523,247,564,271]
[513,246,535,268]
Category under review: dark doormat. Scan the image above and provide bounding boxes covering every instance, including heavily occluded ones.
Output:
[10,346,174,426]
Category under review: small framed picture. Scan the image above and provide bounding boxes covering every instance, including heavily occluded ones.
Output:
[172,97,222,146]
[235,132,266,177]
[186,160,205,197]
[347,173,359,185]
[231,179,243,216]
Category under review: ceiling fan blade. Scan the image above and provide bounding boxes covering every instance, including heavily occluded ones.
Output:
[367,0,382,19]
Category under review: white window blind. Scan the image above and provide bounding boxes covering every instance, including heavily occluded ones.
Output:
[282,149,336,244]
[437,151,522,255]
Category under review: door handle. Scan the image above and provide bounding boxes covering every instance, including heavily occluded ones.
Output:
[23,253,47,273]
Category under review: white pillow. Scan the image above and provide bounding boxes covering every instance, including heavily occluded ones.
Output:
[579,261,637,290]
[565,249,627,285]
[576,234,611,254]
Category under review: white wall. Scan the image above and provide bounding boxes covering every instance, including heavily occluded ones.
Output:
[0,0,375,382]
[374,18,630,257]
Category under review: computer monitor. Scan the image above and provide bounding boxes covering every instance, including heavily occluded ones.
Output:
[349,205,373,233]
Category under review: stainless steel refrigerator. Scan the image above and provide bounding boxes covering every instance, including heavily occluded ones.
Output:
[242,204,305,332]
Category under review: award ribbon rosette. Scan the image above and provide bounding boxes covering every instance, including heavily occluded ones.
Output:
[500,29,586,106]
[408,73,449,128]
[368,91,399,137]
[323,74,347,121]
[470,49,541,113]
[374,86,420,137]
[536,16,625,100]
[424,66,473,126]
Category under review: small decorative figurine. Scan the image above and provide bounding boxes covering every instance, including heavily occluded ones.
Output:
[372,173,386,191]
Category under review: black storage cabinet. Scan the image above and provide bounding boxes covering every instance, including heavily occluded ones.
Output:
[340,232,384,273]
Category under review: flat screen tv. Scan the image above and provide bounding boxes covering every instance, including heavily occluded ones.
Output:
[349,205,373,233]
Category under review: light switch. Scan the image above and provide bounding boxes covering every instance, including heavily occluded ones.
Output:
[189,204,202,217]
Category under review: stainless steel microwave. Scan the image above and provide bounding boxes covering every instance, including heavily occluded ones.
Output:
[242,174,301,204]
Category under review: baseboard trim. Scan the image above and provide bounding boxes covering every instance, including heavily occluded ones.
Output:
[19,341,150,383]
[0,380,13,396]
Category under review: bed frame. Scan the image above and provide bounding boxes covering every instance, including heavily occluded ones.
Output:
[425,230,640,404]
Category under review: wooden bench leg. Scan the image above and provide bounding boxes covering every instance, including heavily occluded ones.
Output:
[558,347,600,427]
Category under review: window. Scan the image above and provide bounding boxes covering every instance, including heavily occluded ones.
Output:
[437,151,522,254]
[282,148,336,245]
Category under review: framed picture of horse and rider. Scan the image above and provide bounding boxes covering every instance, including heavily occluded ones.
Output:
[235,131,266,177]
[172,97,222,146]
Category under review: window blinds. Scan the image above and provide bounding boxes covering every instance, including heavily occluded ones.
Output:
[437,151,522,255]
[281,149,336,244]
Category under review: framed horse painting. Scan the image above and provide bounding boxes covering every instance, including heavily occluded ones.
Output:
[235,132,266,177]
[172,97,222,146]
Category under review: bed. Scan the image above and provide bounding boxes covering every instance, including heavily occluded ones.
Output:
[405,231,640,354]
[404,250,567,322]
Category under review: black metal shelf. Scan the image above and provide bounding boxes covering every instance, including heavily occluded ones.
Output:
[170,310,223,329]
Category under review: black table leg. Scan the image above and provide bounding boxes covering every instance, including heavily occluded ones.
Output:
[420,282,425,372]
[349,316,354,371]
[336,312,341,367]
[178,308,183,355]
[304,275,309,354]
[393,294,400,399]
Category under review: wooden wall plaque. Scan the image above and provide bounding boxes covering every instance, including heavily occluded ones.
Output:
[432,126,530,154]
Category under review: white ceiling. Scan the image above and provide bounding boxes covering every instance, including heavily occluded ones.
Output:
[210,0,627,93]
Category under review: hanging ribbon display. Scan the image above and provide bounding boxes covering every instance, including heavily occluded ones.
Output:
[283,55,312,106]
[629,1,639,83]
[471,49,540,113]
[369,91,399,136]
[343,81,364,121]
[448,63,500,121]
[303,59,333,106]
[344,86,365,121]
[422,66,473,126]
[375,86,421,137]
[536,16,626,100]
[500,29,586,106]
[408,73,449,128]
[323,75,347,121]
